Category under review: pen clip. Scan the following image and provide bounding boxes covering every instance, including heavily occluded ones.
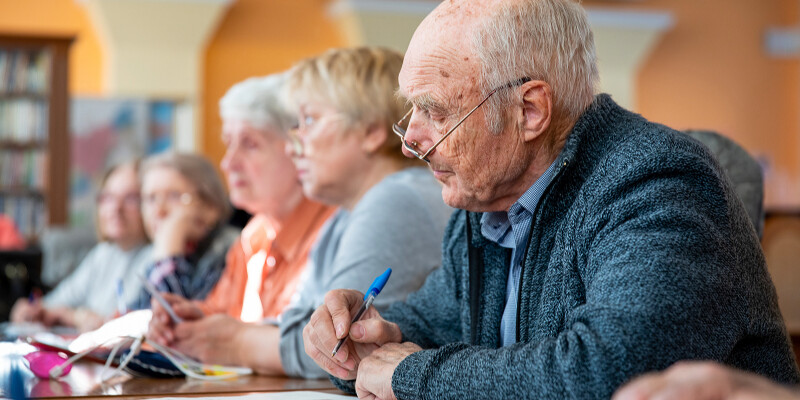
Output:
[363,268,392,301]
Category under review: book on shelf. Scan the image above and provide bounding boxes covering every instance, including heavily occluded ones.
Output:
[0,149,46,189]
[0,49,49,94]
[0,99,48,141]
[0,194,46,239]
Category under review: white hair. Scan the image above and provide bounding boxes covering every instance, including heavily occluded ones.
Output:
[218,72,295,132]
[473,0,599,133]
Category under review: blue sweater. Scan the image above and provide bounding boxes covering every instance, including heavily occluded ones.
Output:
[333,94,800,399]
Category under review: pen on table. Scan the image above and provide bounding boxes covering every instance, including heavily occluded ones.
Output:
[137,274,184,324]
[331,267,392,357]
[116,279,127,316]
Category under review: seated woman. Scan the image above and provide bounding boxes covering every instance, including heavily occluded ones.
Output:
[145,73,334,328]
[128,152,239,310]
[147,47,452,378]
[11,161,152,331]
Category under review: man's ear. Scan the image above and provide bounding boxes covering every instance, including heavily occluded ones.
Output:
[520,80,552,143]
[361,121,389,154]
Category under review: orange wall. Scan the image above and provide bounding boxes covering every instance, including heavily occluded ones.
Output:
[0,0,104,94]
[2,0,798,207]
[585,0,800,208]
[201,0,345,168]
[0,0,344,170]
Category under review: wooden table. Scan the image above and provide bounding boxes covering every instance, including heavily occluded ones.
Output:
[8,360,344,399]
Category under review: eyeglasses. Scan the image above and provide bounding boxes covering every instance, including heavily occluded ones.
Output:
[393,77,532,163]
[141,191,195,208]
[287,112,348,156]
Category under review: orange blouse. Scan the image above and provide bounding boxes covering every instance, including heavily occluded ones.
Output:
[199,198,334,320]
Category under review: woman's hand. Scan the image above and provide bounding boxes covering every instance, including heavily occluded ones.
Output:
[152,203,206,258]
[10,297,44,323]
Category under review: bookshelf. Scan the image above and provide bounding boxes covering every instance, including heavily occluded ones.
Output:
[0,34,72,243]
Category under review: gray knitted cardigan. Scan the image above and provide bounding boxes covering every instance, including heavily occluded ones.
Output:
[332,94,800,399]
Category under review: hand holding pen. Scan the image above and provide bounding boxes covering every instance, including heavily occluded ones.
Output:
[331,268,392,357]
[303,267,404,380]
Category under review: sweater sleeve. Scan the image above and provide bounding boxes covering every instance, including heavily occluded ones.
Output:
[390,147,776,399]
[380,209,467,348]
[280,175,450,378]
[43,244,103,308]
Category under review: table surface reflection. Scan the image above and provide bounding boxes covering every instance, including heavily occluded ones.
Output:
[1,341,341,399]
[22,363,340,399]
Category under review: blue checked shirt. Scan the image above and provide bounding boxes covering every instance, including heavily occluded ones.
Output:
[481,160,558,346]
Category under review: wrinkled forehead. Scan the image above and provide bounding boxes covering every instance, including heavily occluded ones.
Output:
[398,1,486,104]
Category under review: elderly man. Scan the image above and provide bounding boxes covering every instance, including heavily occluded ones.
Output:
[302,0,800,399]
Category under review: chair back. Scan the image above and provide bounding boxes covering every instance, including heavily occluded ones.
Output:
[684,130,764,238]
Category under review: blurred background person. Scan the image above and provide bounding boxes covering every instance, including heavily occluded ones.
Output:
[200,73,335,321]
[148,46,452,378]
[128,152,239,310]
[147,73,334,344]
[10,161,152,331]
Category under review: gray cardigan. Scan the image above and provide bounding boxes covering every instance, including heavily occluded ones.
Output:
[333,94,799,399]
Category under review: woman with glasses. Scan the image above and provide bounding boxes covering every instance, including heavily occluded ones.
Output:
[275,46,453,377]
[144,48,450,378]
[128,152,239,310]
[11,161,153,331]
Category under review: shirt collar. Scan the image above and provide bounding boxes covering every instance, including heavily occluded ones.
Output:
[480,159,559,243]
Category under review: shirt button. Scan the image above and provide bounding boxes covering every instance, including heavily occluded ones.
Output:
[267,256,276,268]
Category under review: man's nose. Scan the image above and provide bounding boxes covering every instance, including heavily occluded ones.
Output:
[401,112,434,158]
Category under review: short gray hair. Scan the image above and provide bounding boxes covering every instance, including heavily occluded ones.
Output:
[474,0,598,133]
[219,73,295,132]
[140,152,231,221]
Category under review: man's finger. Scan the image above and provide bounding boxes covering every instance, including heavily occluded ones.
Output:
[613,373,664,400]
[306,311,352,368]
[324,290,362,339]
[306,339,355,380]
[350,319,401,345]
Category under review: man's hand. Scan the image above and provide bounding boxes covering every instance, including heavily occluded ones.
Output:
[613,361,800,400]
[147,292,203,346]
[303,289,403,380]
[355,342,422,400]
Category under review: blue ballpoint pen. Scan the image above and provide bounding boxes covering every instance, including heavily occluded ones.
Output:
[331,267,392,357]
